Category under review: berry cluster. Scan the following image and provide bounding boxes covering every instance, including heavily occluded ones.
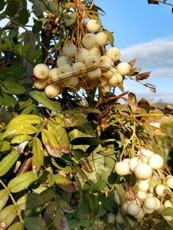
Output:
[33,19,131,98]
[108,149,173,225]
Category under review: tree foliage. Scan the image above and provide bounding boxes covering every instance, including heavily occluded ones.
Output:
[0,0,173,229]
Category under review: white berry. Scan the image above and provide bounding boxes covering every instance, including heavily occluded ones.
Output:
[134,162,152,179]
[148,154,164,169]
[87,19,100,33]
[115,161,130,176]
[116,62,131,75]
[33,63,49,79]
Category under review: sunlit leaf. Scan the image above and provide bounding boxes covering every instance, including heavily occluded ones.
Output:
[32,137,44,172]
[0,149,19,177]
[0,205,17,229]
[0,189,9,211]
[54,174,76,192]
[8,171,38,193]
[8,222,23,230]
[0,140,11,152]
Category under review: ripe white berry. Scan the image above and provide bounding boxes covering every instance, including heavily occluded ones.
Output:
[155,198,161,210]
[142,205,154,214]
[127,202,140,216]
[115,212,123,224]
[82,33,96,49]
[33,78,49,89]
[163,215,173,222]
[106,47,121,62]
[108,72,123,87]
[44,83,62,98]
[148,154,164,169]
[85,55,100,67]
[62,43,77,57]
[134,208,144,220]
[33,63,49,79]
[115,161,130,176]
[75,48,90,63]
[137,149,154,163]
[138,180,149,192]
[87,68,102,80]
[63,76,79,88]
[48,68,58,82]
[134,162,152,179]
[164,200,173,208]
[95,32,108,46]
[99,55,112,70]
[144,197,157,210]
[114,191,120,205]
[116,62,131,76]
[155,184,165,196]
[137,190,147,200]
[57,64,73,80]
[89,47,101,58]
[72,62,86,76]
[166,176,173,189]
[129,157,141,172]
[87,19,100,33]
[98,84,111,94]
[56,56,70,67]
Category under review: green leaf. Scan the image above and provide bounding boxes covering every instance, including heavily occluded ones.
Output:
[0,189,9,211]
[8,222,23,230]
[32,137,44,172]
[29,90,61,112]
[11,134,32,144]
[33,0,46,16]
[0,149,19,177]
[88,194,99,213]
[18,7,30,25]
[64,12,77,26]
[2,81,25,95]
[54,174,76,192]
[71,137,102,145]
[25,188,55,210]
[5,2,18,17]
[93,180,107,192]
[162,207,173,217]
[0,140,11,152]
[58,199,73,213]
[3,123,38,139]
[0,205,17,228]
[52,208,69,230]
[32,19,43,34]
[24,217,46,230]
[0,90,17,106]
[0,0,4,11]
[8,171,38,193]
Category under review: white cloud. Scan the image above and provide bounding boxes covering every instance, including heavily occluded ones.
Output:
[121,36,173,78]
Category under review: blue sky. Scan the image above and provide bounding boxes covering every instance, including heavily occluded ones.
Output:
[96,0,173,103]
